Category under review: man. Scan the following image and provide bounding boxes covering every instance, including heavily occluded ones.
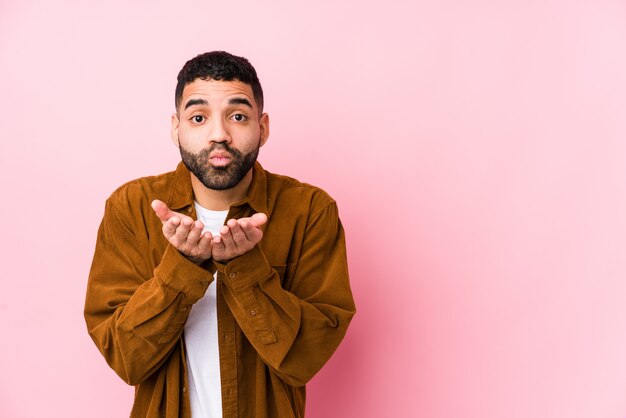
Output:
[84,51,356,418]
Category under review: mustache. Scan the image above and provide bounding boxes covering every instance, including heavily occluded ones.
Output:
[185,143,244,165]
[175,135,243,159]
[204,142,242,158]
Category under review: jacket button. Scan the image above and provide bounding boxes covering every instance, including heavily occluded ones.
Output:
[183,387,187,393]
[250,310,257,316]
[229,272,237,278]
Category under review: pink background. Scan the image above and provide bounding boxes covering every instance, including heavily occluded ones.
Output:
[2,1,626,417]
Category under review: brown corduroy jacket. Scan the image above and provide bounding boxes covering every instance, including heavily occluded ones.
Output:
[84,162,356,418]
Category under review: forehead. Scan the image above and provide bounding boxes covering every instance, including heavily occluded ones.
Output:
[181,79,256,108]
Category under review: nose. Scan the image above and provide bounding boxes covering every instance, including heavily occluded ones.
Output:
[207,118,231,144]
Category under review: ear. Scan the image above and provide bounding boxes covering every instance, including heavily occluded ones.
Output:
[170,113,180,147]
[259,113,270,147]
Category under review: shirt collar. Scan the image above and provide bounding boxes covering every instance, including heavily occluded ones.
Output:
[166,161,269,216]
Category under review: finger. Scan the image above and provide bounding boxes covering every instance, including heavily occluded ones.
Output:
[162,216,181,238]
[151,199,177,222]
[219,224,237,250]
[185,220,204,245]
[177,218,194,241]
[169,217,193,247]
[212,234,225,252]
[197,231,213,256]
[227,219,247,245]
[238,219,263,242]
[211,235,226,262]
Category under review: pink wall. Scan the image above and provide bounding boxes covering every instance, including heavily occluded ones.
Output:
[2,1,626,417]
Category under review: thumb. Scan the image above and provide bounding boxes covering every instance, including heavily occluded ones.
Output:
[151,199,175,222]
[249,213,268,228]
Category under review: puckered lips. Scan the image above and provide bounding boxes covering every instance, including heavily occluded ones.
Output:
[209,151,232,167]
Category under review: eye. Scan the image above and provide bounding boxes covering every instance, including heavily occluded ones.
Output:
[231,113,248,122]
[192,115,205,123]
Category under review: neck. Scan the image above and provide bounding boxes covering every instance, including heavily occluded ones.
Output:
[190,169,253,211]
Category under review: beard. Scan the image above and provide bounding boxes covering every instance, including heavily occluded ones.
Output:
[179,139,260,190]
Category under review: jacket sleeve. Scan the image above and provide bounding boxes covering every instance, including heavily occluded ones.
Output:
[84,199,215,386]
[218,201,356,387]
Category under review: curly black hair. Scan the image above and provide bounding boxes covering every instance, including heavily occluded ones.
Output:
[175,51,264,113]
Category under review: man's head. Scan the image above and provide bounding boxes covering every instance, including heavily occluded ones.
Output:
[171,51,269,192]
[175,51,264,115]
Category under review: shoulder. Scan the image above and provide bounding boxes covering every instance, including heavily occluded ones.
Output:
[105,168,178,217]
[263,168,337,218]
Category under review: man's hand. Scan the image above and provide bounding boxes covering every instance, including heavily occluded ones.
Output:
[212,213,267,263]
[151,200,213,264]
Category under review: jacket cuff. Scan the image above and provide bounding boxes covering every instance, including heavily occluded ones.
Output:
[155,244,216,302]
[216,246,272,292]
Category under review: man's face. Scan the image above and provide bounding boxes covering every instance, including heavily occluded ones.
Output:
[171,79,269,190]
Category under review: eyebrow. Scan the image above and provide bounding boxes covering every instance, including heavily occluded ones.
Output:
[184,98,208,110]
[183,97,254,111]
[228,97,253,109]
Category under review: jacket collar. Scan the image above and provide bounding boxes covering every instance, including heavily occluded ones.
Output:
[166,161,269,216]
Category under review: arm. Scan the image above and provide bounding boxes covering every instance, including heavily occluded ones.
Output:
[84,199,215,385]
[218,202,356,387]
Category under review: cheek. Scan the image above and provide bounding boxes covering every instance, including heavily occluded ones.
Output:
[239,137,262,153]
[177,126,207,148]
[234,127,262,149]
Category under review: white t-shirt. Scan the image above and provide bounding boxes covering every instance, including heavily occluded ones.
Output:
[184,203,228,418]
